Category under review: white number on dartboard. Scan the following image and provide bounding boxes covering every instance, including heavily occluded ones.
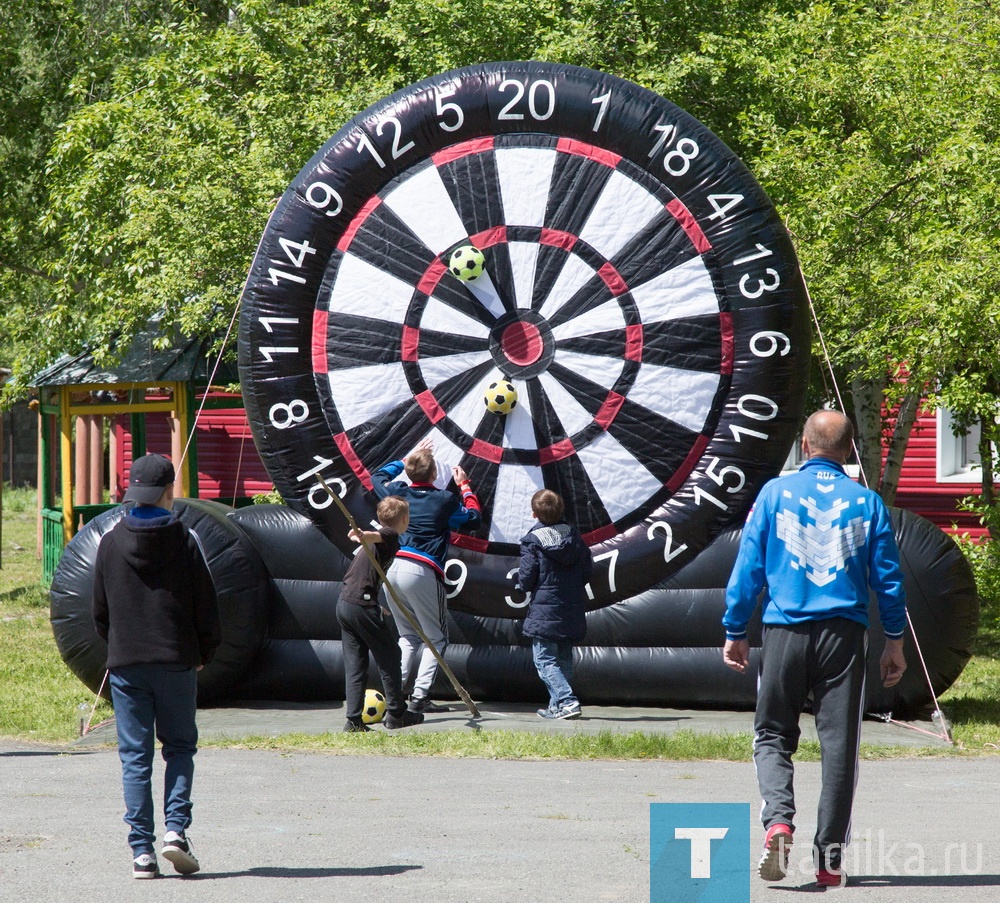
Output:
[728,391,780,444]
[435,87,464,132]
[443,559,468,599]
[734,244,781,299]
[647,521,689,564]
[276,237,316,269]
[591,91,611,132]
[497,78,556,121]
[504,568,531,609]
[268,399,309,430]
[694,457,748,511]
[647,123,700,176]
[749,330,791,358]
[357,116,415,167]
[295,455,347,510]
[304,181,344,218]
[584,549,619,600]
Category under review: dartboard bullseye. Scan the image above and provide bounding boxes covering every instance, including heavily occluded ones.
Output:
[238,62,810,618]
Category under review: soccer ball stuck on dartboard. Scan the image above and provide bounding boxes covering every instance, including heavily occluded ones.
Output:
[485,380,518,416]
[449,244,485,281]
[362,689,387,724]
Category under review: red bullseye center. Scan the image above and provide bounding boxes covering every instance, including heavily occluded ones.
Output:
[500,321,543,366]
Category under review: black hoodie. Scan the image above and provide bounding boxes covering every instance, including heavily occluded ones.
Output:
[518,520,593,642]
[92,510,221,669]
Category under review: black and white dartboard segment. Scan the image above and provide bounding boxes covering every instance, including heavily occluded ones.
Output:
[239,62,810,616]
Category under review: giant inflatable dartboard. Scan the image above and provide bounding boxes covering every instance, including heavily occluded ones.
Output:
[238,62,810,618]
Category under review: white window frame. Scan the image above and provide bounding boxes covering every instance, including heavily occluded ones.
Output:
[936,408,984,483]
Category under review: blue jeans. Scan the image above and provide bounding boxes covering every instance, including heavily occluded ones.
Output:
[531,638,578,710]
[109,664,199,855]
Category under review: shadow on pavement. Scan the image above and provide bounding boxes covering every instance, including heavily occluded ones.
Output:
[188,864,423,879]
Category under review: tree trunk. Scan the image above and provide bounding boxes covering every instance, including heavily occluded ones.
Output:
[880,390,921,505]
[851,375,885,491]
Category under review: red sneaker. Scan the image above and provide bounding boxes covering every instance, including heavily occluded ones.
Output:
[816,868,847,888]
[758,823,793,881]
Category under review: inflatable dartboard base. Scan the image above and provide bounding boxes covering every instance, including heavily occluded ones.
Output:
[238,60,811,617]
[219,506,975,715]
[50,500,976,715]
[49,499,270,704]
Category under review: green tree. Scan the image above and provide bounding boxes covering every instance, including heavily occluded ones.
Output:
[725,1,1000,503]
[4,0,999,533]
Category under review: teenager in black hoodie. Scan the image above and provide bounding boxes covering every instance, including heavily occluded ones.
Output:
[518,489,593,720]
[93,454,221,879]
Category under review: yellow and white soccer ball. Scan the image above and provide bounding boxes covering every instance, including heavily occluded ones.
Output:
[362,689,387,724]
[449,244,485,281]
[484,379,518,415]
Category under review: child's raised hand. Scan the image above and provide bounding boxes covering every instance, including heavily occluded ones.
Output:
[407,437,433,460]
[348,528,362,544]
[453,465,470,485]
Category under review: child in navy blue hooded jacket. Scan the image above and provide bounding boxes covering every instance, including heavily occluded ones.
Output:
[518,489,593,720]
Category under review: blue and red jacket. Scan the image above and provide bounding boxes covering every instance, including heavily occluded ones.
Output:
[371,460,481,576]
[723,457,907,641]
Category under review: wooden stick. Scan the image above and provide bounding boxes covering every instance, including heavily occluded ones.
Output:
[315,474,481,719]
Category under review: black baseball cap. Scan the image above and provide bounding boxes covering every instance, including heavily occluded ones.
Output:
[124,454,175,505]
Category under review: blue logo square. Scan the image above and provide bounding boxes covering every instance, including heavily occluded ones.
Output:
[650,803,750,903]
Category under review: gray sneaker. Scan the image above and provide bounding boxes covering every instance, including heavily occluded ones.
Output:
[559,702,582,720]
[162,830,200,875]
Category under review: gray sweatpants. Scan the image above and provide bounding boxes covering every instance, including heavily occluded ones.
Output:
[385,558,448,700]
[754,618,867,871]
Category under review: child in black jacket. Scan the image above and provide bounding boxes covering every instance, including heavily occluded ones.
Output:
[518,489,593,720]
[337,496,424,732]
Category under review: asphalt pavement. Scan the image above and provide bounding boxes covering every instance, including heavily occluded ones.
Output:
[2,703,997,903]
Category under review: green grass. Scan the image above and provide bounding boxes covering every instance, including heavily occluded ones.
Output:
[1,483,998,756]
[205,727,759,760]
[200,730,954,761]
[0,485,114,741]
[0,486,110,743]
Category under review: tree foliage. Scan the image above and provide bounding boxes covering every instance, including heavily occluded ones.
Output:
[1,0,999,513]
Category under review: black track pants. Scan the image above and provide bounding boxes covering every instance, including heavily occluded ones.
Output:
[753,618,867,871]
[337,600,405,721]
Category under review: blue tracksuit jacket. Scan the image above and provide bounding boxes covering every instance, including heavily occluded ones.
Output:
[723,457,907,640]
[371,459,481,575]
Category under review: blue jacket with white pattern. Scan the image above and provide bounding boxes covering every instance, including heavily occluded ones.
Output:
[723,457,907,641]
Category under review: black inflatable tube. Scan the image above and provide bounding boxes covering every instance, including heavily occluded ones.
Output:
[51,500,977,715]
[239,639,760,709]
[236,507,975,715]
[50,499,270,703]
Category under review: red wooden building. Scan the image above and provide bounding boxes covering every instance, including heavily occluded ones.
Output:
[889,405,987,540]
[114,400,272,505]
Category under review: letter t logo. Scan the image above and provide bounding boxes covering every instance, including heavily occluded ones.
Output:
[674,828,729,878]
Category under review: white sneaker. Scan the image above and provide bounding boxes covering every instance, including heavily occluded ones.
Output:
[162,830,200,875]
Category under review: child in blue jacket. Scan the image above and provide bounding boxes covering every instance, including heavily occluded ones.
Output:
[518,489,593,719]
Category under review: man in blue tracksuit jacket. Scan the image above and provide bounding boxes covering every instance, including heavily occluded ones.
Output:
[722,410,907,888]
